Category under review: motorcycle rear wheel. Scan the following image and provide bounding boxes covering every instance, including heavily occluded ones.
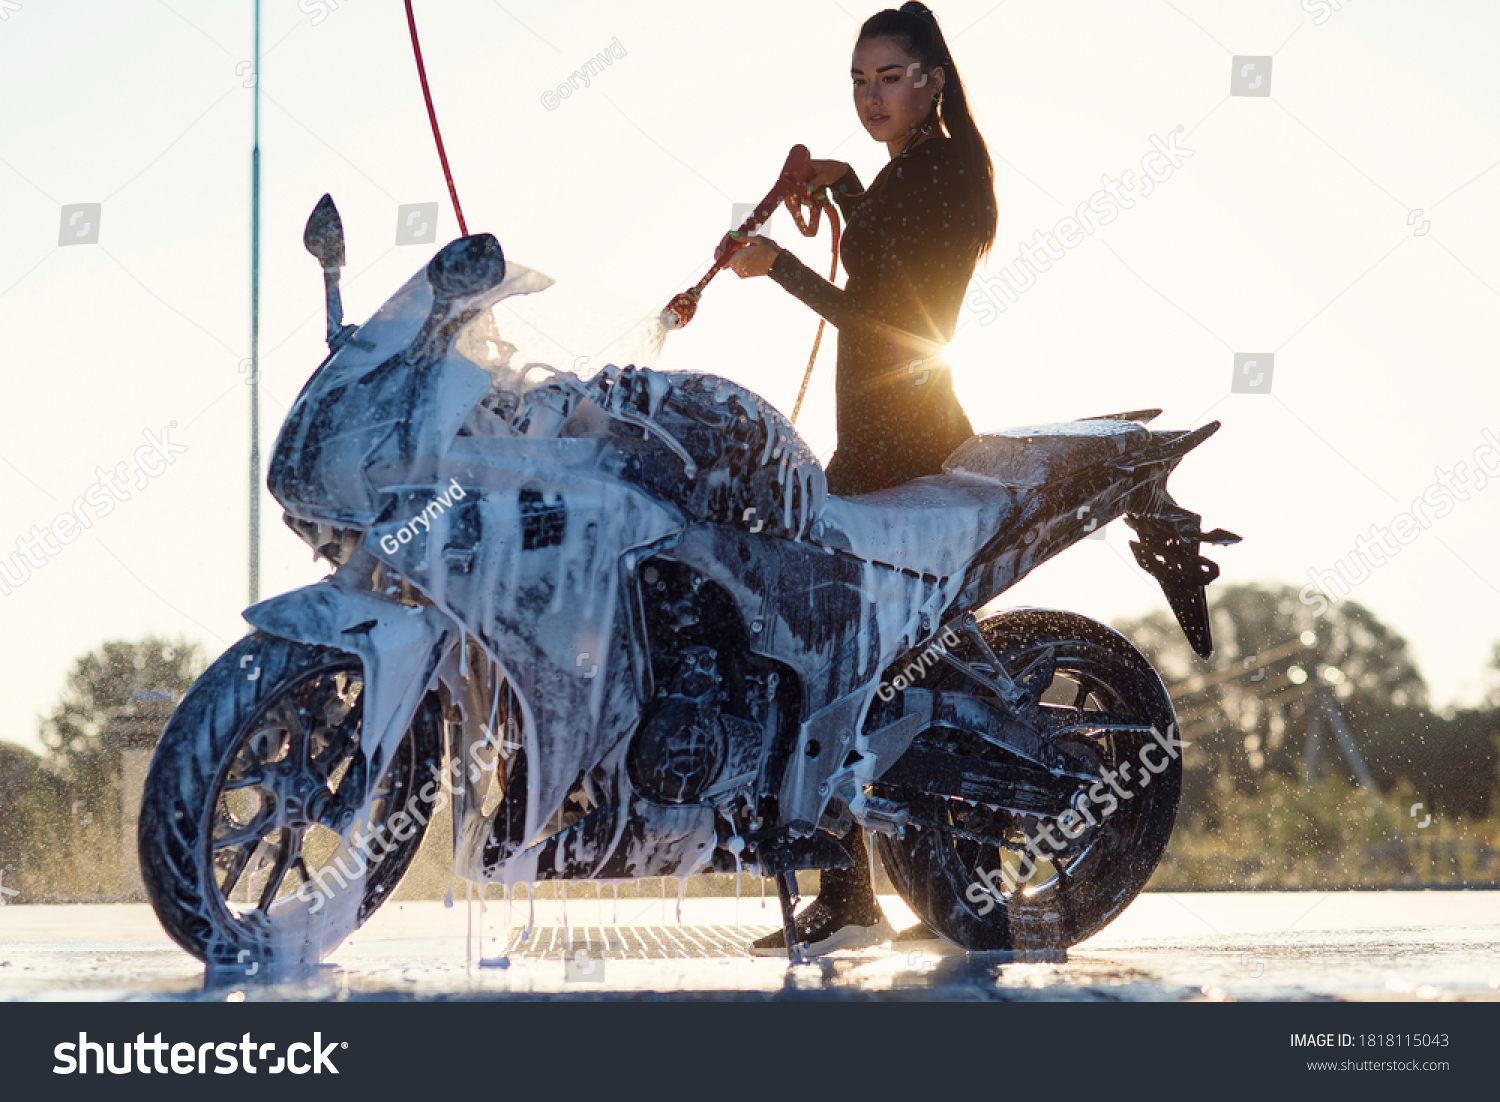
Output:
[138,633,442,967]
[874,609,1180,951]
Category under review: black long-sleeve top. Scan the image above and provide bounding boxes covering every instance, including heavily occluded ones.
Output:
[768,135,986,496]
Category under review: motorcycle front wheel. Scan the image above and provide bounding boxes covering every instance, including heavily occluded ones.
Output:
[874,609,1180,951]
[138,633,442,967]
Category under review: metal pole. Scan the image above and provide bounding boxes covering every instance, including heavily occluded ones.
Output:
[248,0,262,606]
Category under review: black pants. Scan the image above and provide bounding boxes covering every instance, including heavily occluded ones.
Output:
[818,822,878,918]
[817,378,973,914]
[823,365,974,497]
[818,403,964,911]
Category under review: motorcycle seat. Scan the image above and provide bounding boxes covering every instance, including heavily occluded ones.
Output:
[814,472,1019,579]
[811,421,1149,578]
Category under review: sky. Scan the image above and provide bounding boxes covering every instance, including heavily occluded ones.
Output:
[1,0,1498,754]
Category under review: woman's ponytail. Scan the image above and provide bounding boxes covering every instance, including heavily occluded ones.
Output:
[859,3,998,261]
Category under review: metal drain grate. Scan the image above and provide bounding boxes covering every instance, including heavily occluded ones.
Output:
[503,925,778,960]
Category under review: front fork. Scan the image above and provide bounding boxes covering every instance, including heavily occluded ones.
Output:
[435,638,522,880]
[243,573,457,813]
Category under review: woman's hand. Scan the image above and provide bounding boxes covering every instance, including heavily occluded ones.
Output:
[808,159,851,189]
[726,235,781,279]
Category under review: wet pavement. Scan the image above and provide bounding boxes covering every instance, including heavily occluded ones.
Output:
[0,891,1496,1001]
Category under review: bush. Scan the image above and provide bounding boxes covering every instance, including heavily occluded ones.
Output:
[1149,771,1500,890]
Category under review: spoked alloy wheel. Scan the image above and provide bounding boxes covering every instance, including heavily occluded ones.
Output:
[139,634,441,967]
[875,609,1180,951]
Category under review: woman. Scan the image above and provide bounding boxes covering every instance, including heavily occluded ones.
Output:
[728,2,998,955]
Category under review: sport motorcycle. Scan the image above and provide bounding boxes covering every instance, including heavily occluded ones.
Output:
[138,195,1238,965]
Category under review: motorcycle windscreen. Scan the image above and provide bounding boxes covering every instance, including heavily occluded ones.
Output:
[268,256,554,526]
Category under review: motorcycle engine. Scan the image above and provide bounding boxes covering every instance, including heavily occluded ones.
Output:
[627,645,727,804]
[629,558,785,808]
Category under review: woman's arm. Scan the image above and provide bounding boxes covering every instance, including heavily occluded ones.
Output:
[766,248,879,335]
[770,141,981,347]
[766,249,944,365]
[809,160,866,221]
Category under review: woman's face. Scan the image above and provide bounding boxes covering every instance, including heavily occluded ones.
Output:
[851,36,944,145]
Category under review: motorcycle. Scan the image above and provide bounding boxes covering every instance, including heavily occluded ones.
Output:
[138,195,1238,966]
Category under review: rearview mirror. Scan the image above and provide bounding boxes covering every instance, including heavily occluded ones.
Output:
[303,194,345,269]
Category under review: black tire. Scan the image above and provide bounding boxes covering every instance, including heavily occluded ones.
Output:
[874,609,1180,951]
[138,633,442,967]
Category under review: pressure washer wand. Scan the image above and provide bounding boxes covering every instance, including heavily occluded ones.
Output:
[659,144,815,331]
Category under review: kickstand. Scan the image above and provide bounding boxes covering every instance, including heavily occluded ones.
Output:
[776,870,807,964]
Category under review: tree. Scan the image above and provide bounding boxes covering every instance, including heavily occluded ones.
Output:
[1351,704,1499,819]
[1113,584,1429,808]
[39,637,206,803]
[0,741,70,901]
[1484,641,1500,710]
[1114,585,1500,821]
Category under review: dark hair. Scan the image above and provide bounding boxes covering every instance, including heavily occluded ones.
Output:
[858,2,998,261]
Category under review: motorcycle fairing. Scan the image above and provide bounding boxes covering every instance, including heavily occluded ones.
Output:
[657,524,965,828]
[242,581,455,790]
[941,420,1239,657]
[269,255,555,527]
[368,452,684,857]
[375,358,972,849]
[466,737,720,884]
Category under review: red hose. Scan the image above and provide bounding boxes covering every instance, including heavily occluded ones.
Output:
[400,21,834,424]
[785,190,840,424]
[660,147,842,424]
[404,0,468,236]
